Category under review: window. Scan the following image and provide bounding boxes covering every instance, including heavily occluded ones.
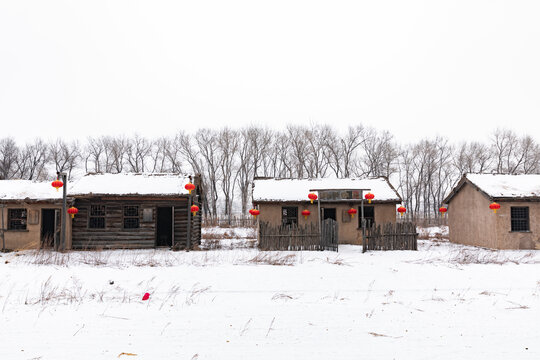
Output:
[282,206,298,226]
[89,205,106,229]
[358,206,375,228]
[124,205,140,229]
[8,209,27,230]
[511,207,529,232]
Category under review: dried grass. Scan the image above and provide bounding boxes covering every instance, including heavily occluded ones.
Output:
[245,253,297,266]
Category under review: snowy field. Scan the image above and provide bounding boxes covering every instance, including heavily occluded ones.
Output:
[1,227,539,360]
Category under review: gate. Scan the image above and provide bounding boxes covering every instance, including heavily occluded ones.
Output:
[258,218,338,251]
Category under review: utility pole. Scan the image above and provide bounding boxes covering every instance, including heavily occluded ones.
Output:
[57,172,67,252]
[1,203,5,252]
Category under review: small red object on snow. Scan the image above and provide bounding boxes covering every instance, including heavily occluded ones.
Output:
[142,292,150,301]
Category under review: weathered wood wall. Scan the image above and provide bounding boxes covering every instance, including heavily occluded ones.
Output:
[71,197,201,249]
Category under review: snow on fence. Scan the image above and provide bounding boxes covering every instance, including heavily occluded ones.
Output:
[258,219,338,251]
[364,222,418,251]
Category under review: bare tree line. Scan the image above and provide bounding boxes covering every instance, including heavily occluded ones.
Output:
[1,126,539,219]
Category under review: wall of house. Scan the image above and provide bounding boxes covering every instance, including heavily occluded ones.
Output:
[449,182,540,249]
[448,183,499,249]
[0,203,71,250]
[256,202,397,244]
[71,197,200,249]
[494,201,540,249]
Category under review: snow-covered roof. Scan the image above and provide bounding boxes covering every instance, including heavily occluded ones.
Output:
[252,177,401,202]
[465,173,540,199]
[0,180,64,201]
[69,173,194,197]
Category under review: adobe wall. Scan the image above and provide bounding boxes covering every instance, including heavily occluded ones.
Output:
[0,203,72,250]
[256,202,397,244]
[448,183,497,248]
[495,201,540,249]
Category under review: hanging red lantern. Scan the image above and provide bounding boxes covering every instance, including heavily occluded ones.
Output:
[489,202,500,214]
[439,207,447,216]
[347,208,357,218]
[185,182,196,195]
[397,206,407,217]
[308,193,318,204]
[191,205,199,216]
[301,209,310,219]
[249,209,260,219]
[365,192,375,204]
[67,207,78,218]
[51,179,63,192]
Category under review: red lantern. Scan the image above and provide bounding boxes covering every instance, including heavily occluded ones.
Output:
[397,206,406,217]
[365,192,375,204]
[439,207,447,216]
[308,193,318,204]
[51,179,63,192]
[67,207,78,218]
[347,208,357,218]
[191,205,199,216]
[185,182,195,195]
[489,202,500,214]
[301,209,310,219]
[249,209,260,219]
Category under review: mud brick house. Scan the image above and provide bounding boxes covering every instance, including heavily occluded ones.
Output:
[443,173,540,249]
[252,177,402,244]
[0,180,68,250]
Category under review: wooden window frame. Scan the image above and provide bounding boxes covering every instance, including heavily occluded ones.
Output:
[510,207,529,232]
[8,208,27,231]
[123,205,140,229]
[282,206,298,226]
[88,205,106,229]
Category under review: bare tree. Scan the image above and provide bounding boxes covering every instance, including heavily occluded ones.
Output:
[49,139,80,179]
[125,135,152,173]
[0,137,19,180]
[217,128,239,220]
[195,129,221,217]
[16,138,49,180]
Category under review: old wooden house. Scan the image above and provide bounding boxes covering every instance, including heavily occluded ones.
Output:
[252,177,402,244]
[69,173,202,249]
[443,173,540,249]
[0,180,68,250]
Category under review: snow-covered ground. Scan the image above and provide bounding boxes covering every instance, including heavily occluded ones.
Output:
[1,227,539,360]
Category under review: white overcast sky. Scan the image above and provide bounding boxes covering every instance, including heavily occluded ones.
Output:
[1,0,539,144]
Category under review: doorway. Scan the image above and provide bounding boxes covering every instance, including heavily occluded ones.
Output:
[322,208,336,221]
[156,207,173,247]
[41,209,56,248]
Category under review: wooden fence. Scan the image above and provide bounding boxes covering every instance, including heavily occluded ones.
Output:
[258,219,338,251]
[364,222,418,251]
[202,216,256,228]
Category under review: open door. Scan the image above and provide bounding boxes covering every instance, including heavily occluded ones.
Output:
[322,208,336,221]
[156,207,173,247]
[41,209,56,248]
